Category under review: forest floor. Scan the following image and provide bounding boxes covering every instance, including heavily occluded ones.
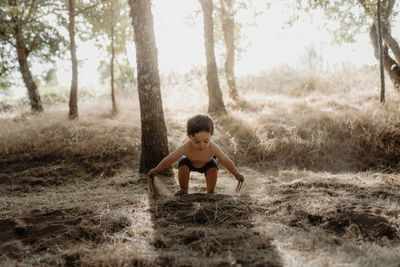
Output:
[1,69,400,266]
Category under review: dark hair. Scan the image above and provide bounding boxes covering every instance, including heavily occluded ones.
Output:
[187,114,214,136]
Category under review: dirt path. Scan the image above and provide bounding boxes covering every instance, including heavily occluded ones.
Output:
[0,161,399,266]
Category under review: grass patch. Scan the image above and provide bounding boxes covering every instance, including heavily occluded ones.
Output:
[0,67,400,266]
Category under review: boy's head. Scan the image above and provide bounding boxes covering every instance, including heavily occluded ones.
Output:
[187,114,214,136]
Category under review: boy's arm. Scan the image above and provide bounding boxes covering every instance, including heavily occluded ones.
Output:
[211,142,244,183]
[147,143,187,178]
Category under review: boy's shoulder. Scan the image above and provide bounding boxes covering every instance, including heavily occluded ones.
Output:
[181,140,191,151]
[171,141,190,156]
[209,140,221,150]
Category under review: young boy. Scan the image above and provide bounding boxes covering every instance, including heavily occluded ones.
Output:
[147,114,244,195]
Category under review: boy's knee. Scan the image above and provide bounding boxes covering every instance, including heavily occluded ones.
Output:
[206,167,218,176]
[178,165,190,173]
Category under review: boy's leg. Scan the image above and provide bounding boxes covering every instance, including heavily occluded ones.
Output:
[205,167,218,193]
[177,165,190,194]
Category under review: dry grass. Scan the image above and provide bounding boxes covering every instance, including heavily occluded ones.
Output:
[1,67,400,266]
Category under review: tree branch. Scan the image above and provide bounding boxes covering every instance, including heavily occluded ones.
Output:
[357,0,371,15]
[386,0,395,16]
[6,38,16,48]
[27,35,41,54]
[382,23,400,64]
[75,0,107,16]
[23,0,37,22]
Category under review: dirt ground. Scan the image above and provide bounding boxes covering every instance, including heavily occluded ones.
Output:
[1,77,400,266]
[1,156,399,266]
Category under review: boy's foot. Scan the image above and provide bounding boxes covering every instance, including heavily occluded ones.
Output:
[207,190,215,194]
[175,190,188,195]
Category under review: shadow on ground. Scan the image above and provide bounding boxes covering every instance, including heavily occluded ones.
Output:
[148,193,283,266]
[0,154,136,192]
[0,208,130,262]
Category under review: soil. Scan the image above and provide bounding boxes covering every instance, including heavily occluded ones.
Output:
[0,156,399,266]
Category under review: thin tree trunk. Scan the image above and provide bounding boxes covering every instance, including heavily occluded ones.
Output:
[110,0,117,113]
[68,0,78,119]
[377,0,385,102]
[128,0,172,175]
[16,34,43,112]
[200,0,226,113]
[220,0,238,100]
[370,23,400,89]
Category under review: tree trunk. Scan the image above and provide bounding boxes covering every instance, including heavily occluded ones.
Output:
[200,0,226,113]
[68,0,78,119]
[381,23,400,66]
[220,0,238,100]
[380,0,400,65]
[110,0,118,114]
[370,23,400,89]
[128,0,172,175]
[15,34,43,112]
[358,0,399,89]
[377,0,385,102]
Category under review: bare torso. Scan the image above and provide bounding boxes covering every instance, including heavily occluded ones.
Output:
[183,141,214,168]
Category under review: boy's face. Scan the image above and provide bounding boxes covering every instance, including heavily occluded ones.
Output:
[188,131,212,150]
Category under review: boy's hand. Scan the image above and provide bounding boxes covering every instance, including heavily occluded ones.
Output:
[147,169,159,197]
[234,173,244,192]
[147,168,157,179]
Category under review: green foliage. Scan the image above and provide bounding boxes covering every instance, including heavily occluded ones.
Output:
[0,40,14,91]
[288,0,399,44]
[323,2,368,43]
[98,59,136,90]
[79,0,135,94]
[39,85,69,104]
[0,0,66,83]
[80,0,133,56]
[0,96,27,111]
[42,68,59,87]
[0,80,12,93]
[115,63,136,90]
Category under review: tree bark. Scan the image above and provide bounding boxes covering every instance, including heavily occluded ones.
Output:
[377,0,385,102]
[358,0,400,90]
[385,0,395,16]
[381,24,400,66]
[11,0,43,113]
[200,0,226,113]
[220,0,238,100]
[370,23,400,89]
[379,0,400,66]
[110,0,118,114]
[128,0,172,175]
[68,0,78,119]
[15,34,43,112]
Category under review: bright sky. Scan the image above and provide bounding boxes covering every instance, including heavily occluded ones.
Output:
[18,1,400,90]
[152,0,377,75]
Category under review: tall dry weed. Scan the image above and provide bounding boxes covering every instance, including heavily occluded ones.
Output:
[1,66,399,173]
[0,98,141,163]
[221,66,400,172]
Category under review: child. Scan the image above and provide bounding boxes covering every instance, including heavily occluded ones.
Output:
[147,114,244,195]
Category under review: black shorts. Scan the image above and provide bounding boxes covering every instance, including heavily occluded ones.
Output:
[178,155,218,175]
